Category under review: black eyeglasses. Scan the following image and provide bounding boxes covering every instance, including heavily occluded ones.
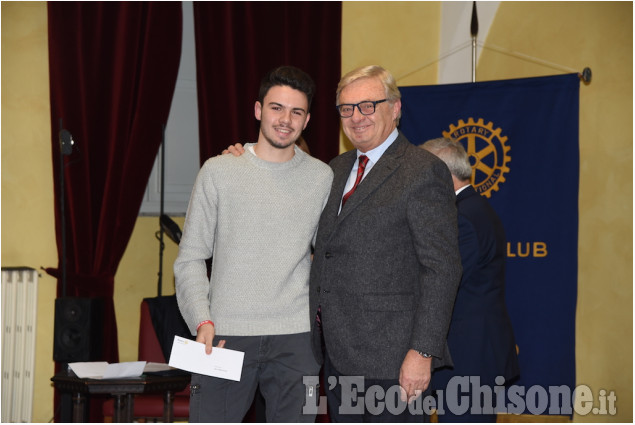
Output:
[336,99,387,118]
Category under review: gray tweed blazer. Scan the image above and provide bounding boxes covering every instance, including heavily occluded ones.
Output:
[309,132,462,380]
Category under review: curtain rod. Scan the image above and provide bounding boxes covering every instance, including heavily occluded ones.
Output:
[395,41,592,84]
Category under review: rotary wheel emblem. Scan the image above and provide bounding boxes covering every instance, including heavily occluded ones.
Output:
[443,118,511,198]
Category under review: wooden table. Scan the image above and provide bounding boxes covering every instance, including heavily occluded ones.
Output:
[52,370,190,422]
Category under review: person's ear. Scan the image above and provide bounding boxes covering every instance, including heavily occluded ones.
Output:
[392,99,401,121]
[255,101,262,121]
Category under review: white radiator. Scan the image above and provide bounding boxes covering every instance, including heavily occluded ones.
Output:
[1,267,38,423]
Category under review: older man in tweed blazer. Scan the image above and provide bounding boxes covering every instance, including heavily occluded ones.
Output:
[309,65,462,422]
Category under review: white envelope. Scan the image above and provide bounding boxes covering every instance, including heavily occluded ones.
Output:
[68,361,146,379]
[144,362,177,373]
[168,336,244,381]
[102,361,146,379]
[68,362,109,379]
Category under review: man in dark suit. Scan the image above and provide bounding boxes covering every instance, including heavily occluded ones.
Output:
[309,65,462,422]
[421,138,520,422]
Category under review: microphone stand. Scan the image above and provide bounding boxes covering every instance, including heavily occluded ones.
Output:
[57,122,73,377]
[58,120,73,298]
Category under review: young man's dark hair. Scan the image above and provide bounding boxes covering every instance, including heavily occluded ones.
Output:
[258,66,316,109]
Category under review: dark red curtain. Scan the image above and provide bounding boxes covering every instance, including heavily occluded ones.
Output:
[46,0,182,368]
[193,1,342,164]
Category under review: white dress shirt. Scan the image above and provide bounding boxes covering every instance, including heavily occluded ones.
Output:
[339,128,399,212]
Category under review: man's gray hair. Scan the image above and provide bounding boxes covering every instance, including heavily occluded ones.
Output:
[336,65,402,125]
[421,137,472,182]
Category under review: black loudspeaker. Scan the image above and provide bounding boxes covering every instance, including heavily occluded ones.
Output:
[53,297,104,363]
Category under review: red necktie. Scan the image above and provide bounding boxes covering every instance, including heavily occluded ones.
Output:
[341,155,369,207]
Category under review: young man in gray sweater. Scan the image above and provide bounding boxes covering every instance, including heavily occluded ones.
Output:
[174,66,333,422]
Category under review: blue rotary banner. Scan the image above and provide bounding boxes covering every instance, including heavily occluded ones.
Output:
[399,74,579,414]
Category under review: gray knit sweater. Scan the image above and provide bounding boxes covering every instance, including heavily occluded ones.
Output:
[175,144,333,337]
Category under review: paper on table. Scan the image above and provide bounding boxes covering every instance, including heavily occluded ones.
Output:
[168,336,244,381]
[68,362,108,379]
[102,361,146,379]
[68,361,146,379]
[144,362,178,373]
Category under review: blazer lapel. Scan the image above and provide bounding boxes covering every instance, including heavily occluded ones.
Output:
[319,151,357,239]
[337,134,407,222]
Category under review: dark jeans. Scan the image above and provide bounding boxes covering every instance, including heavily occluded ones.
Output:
[189,332,319,423]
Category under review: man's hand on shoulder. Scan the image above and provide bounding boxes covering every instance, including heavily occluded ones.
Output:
[221,143,246,156]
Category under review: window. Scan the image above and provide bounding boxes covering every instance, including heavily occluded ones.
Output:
[140,1,199,216]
